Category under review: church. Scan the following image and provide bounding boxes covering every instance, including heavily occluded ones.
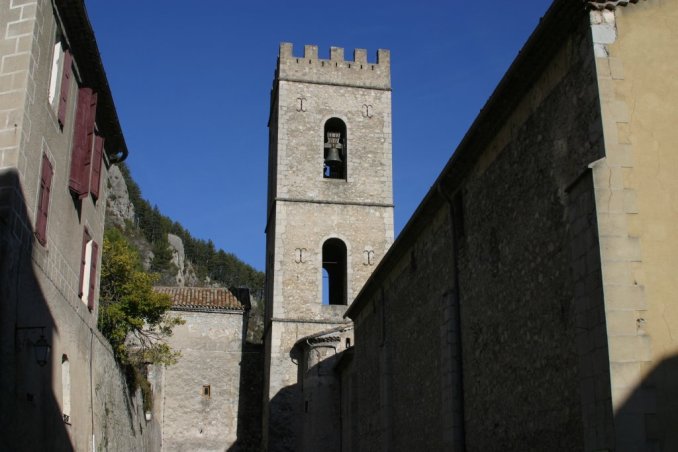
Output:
[261,1,678,451]
[2,0,678,450]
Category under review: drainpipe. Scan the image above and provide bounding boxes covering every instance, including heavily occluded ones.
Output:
[90,328,95,452]
[436,181,467,451]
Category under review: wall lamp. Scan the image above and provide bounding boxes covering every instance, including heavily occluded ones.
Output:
[15,326,51,367]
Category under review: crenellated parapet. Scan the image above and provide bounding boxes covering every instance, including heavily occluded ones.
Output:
[587,0,644,10]
[276,43,391,90]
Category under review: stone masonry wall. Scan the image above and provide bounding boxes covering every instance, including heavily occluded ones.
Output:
[347,8,609,452]
[350,205,460,451]
[567,170,615,450]
[159,310,245,451]
[456,14,604,450]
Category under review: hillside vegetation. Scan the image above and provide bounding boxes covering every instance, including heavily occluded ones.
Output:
[113,163,264,297]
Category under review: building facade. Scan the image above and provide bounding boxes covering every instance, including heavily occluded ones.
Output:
[338,0,678,451]
[263,43,394,451]
[151,286,251,451]
[0,1,155,450]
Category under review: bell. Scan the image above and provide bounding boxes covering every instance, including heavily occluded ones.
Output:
[324,132,343,167]
[324,147,342,167]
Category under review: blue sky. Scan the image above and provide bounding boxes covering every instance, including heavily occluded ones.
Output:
[85,0,554,271]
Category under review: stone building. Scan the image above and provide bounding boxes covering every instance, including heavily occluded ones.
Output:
[326,0,678,451]
[0,0,157,450]
[151,286,251,451]
[262,43,394,450]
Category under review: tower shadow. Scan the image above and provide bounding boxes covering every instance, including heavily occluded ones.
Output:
[614,353,678,451]
[228,289,264,452]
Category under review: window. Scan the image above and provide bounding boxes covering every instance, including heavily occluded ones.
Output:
[69,87,97,199]
[48,40,63,107]
[35,154,53,246]
[323,118,347,179]
[322,238,347,305]
[79,228,99,310]
[48,30,72,129]
[61,355,71,424]
[202,385,211,398]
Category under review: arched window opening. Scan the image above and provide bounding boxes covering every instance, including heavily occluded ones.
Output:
[323,118,347,179]
[322,238,347,305]
[61,355,71,423]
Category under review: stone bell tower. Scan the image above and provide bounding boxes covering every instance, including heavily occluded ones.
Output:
[263,43,394,450]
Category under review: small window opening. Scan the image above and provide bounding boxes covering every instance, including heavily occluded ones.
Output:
[323,118,347,179]
[322,238,347,305]
[202,384,211,398]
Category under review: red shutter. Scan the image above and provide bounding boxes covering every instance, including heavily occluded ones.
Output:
[35,154,53,246]
[90,134,104,200]
[88,241,98,310]
[69,88,97,198]
[78,229,90,297]
[57,50,72,128]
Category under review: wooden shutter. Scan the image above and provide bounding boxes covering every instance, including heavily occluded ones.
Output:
[87,241,98,310]
[78,229,90,297]
[35,154,53,246]
[57,50,72,127]
[90,134,104,200]
[69,88,97,198]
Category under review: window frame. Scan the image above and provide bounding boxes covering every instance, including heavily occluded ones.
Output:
[78,228,98,311]
[321,238,348,306]
[322,118,347,180]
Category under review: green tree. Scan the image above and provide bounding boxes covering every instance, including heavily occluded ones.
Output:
[98,227,184,366]
[150,236,174,273]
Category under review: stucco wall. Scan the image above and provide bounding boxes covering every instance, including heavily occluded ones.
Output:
[592,1,678,449]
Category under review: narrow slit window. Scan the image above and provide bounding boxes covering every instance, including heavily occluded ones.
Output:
[323,118,347,179]
[202,384,211,398]
[322,238,347,305]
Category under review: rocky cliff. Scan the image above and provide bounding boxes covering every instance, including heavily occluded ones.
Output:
[106,165,195,286]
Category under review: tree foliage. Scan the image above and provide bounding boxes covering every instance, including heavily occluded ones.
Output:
[150,236,174,273]
[98,227,184,366]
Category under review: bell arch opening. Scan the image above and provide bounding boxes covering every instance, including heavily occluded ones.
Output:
[323,118,347,179]
[322,238,347,305]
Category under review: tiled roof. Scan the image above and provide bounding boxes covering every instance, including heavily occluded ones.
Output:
[292,325,354,351]
[308,335,341,345]
[153,287,247,312]
[587,0,642,10]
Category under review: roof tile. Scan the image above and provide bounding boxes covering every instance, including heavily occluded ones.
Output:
[153,286,247,312]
